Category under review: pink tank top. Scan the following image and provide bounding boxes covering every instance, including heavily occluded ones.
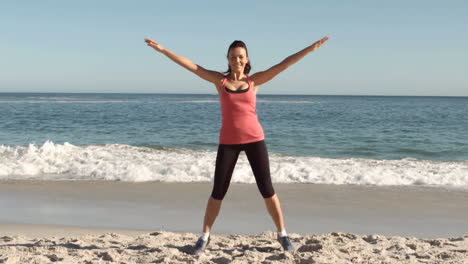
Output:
[219,74,265,145]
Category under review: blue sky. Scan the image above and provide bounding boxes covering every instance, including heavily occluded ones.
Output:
[1,0,467,96]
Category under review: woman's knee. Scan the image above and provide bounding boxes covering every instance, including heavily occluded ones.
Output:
[210,192,226,201]
[263,192,276,200]
[260,188,275,199]
[256,173,275,199]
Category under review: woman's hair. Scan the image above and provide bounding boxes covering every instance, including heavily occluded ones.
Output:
[224,40,251,75]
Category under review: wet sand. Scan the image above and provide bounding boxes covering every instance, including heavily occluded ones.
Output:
[1,180,467,238]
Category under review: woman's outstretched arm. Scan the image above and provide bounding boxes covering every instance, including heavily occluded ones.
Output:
[250,36,329,86]
[144,38,223,84]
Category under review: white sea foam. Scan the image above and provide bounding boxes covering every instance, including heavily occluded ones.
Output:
[28,96,86,100]
[174,100,218,103]
[0,100,142,103]
[0,141,467,188]
[172,100,318,104]
[257,100,318,104]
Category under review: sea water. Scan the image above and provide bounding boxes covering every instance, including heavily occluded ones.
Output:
[1,93,467,189]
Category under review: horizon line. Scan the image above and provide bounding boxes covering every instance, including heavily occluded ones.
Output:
[0,92,467,98]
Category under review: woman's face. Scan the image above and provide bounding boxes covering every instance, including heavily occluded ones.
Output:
[227,47,248,72]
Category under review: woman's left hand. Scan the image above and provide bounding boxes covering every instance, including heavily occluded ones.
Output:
[310,36,329,52]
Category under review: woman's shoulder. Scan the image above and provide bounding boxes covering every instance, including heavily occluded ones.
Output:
[214,75,228,95]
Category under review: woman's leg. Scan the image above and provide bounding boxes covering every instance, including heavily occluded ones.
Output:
[263,193,285,232]
[202,144,240,233]
[244,140,285,232]
[202,197,222,233]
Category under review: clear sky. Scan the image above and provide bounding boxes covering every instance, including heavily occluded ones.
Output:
[1,0,467,96]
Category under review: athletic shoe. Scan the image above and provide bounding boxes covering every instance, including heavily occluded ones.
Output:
[277,235,295,252]
[193,236,210,255]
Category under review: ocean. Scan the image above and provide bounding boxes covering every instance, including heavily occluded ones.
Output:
[1,93,467,189]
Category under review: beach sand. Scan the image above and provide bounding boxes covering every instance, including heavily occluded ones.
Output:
[1,180,468,263]
[1,224,467,263]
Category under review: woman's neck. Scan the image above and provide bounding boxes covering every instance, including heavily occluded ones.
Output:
[229,71,245,81]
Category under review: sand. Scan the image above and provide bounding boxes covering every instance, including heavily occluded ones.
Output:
[1,180,468,263]
[1,224,467,263]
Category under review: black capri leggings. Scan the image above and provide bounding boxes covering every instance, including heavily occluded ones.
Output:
[210,139,275,200]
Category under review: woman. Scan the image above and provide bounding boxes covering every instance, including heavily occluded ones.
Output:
[144,36,328,254]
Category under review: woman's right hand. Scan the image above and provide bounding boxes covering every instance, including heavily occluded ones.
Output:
[144,38,165,53]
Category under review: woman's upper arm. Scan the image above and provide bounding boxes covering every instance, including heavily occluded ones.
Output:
[192,65,224,84]
[249,63,287,86]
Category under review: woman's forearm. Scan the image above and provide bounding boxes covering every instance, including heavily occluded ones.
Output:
[160,48,198,72]
[145,38,221,83]
[249,36,328,85]
[280,38,328,70]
